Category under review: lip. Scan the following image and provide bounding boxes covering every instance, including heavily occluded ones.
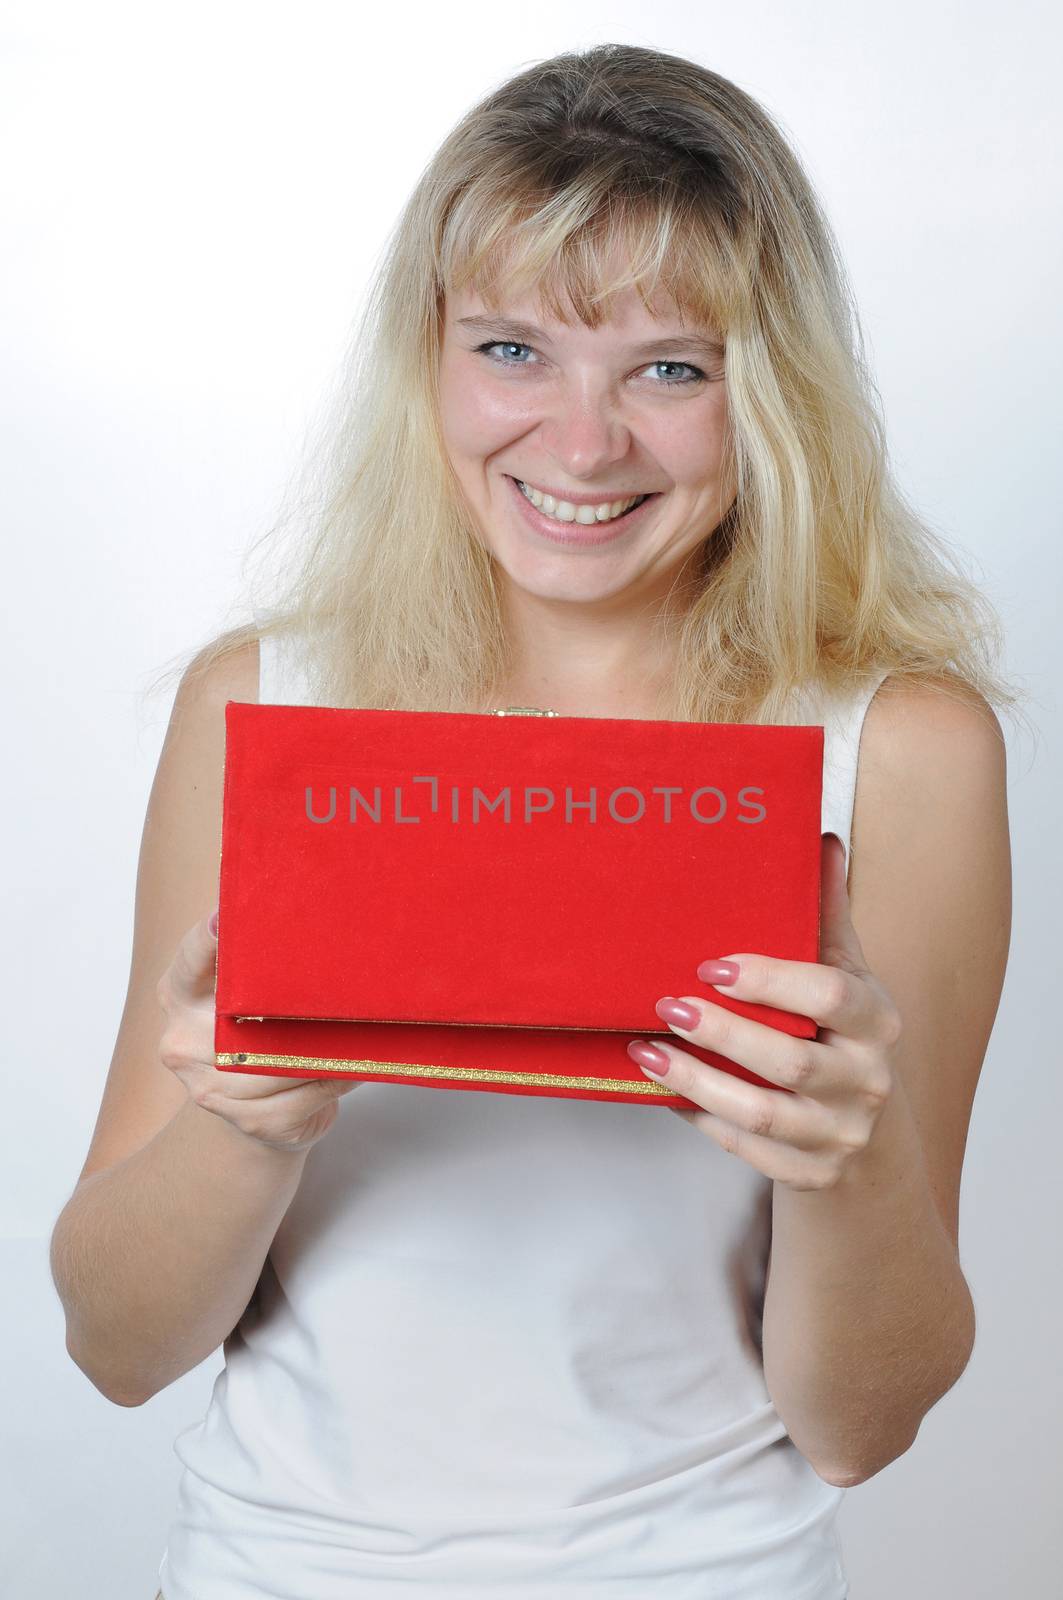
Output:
[504,475,661,546]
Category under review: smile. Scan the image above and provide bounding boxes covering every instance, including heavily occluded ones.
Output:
[514,479,651,524]
[503,474,662,547]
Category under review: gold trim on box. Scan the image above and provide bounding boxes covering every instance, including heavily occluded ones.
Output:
[216,1051,678,1095]
[233,1013,638,1031]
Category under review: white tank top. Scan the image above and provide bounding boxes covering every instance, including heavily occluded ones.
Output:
[158,627,887,1599]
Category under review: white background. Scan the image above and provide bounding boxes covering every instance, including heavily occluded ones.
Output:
[3,2,1060,1595]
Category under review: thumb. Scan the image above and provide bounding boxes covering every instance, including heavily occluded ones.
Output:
[169,909,221,1001]
[820,832,867,972]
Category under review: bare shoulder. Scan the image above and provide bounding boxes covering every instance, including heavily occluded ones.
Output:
[147,632,262,857]
[71,631,261,1185]
[853,670,1009,916]
[168,631,261,728]
[862,671,1006,759]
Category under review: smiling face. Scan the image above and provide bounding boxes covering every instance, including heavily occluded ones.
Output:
[436,280,737,611]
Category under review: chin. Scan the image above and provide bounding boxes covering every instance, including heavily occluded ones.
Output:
[494,551,632,600]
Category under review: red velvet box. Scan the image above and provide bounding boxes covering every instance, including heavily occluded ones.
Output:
[214,702,825,1111]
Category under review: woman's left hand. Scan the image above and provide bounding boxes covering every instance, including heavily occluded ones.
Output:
[626,832,904,1192]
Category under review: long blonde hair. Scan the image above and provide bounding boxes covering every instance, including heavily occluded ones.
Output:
[149,42,1030,737]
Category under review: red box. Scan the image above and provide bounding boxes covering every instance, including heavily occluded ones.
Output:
[214,702,825,1110]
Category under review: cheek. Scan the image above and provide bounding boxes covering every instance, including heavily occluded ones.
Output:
[440,371,532,459]
[661,402,732,492]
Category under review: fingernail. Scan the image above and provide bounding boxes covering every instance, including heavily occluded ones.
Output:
[627,1040,671,1076]
[209,909,219,937]
[697,959,739,985]
[655,996,702,1029]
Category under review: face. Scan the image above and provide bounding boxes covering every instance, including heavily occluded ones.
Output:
[436,280,737,611]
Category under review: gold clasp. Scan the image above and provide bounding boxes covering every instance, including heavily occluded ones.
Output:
[489,706,560,716]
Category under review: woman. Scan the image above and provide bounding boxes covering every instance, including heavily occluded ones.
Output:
[51,42,1020,1599]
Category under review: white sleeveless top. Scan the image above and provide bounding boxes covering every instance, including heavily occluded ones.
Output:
[158,628,888,1600]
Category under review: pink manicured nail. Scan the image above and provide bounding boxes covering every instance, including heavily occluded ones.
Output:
[655,996,702,1029]
[208,909,219,937]
[627,1040,671,1076]
[697,959,739,985]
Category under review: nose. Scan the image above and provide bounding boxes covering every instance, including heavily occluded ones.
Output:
[536,387,632,483]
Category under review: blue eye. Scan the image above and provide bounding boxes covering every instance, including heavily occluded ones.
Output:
[477,340,535,366]
[646,360,705,386]
[473,341,706,386]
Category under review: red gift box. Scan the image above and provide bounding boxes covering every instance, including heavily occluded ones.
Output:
[214,702,825,1111]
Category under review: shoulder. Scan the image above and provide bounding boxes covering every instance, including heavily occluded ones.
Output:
[168,630,261,737]
[849,670,1011,1010]
[854,671,1008,874]
[146,633,263,815]
[864,671,1005,748]
[855,672,1007,826]
[146,633,262,850]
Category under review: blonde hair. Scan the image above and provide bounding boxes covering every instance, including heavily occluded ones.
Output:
[149,42,1031,738]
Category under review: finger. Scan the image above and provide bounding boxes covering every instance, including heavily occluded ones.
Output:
[209,1067,332,1100]
[637,1036,834,1148]
[655,994,838,1095]
[171,1021,360,1100]
[696,952,880,1044]
[238,1072,359,1105]
[208,1043,359,1101]
[198,1070,359,1130]
[168,910,221,1003]
[670,1100,838,1189]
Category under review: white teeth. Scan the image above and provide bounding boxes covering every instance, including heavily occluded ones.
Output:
[516,480,648,524]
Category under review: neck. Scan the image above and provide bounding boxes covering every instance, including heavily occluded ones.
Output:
[488,576,696,719]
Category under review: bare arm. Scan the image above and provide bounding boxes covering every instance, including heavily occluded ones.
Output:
[54,1089,309,1405]
[49,638,357,1405]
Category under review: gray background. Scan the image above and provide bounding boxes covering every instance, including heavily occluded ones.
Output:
[3,2,1059,1595]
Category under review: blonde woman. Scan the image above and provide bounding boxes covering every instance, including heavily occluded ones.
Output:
[51,43,1020,1600]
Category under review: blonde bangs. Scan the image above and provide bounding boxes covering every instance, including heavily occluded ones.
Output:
[439,176,749,338]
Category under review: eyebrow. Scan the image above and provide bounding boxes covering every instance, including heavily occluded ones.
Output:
[455,315,725,361]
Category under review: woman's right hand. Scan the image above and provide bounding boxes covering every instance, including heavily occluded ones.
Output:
[156,909,359,1154]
